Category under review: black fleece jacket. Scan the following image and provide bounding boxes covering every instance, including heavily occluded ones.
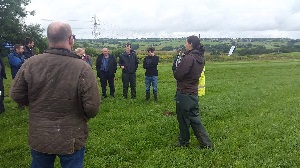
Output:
[119,50,139,74]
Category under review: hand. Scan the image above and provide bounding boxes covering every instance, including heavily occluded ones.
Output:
[121,66,125,69]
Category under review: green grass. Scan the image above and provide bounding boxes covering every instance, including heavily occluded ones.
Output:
[1,59,300,167]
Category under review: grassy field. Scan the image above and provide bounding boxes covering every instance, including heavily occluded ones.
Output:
[0,59,300,167]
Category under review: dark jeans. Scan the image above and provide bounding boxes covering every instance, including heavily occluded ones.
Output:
[145,76,158,93]
[175,91,212,147]
[0,78,4,112]
[122,72,136,98]
[30,147,85,168]
[99,71,115,96]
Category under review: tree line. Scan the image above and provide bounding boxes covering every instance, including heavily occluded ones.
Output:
[0,0,47,56]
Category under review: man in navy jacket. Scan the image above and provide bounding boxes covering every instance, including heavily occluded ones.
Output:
[8,44,25,79]
[96,48,117,98]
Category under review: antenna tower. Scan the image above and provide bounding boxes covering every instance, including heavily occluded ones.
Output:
[92,14,100,39]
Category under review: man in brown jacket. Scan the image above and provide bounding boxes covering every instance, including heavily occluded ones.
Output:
[10,21,101,168]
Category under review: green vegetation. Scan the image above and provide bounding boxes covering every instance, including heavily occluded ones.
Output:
[0,0,47,55]
[75,38,300,60]
[1,58,300,167]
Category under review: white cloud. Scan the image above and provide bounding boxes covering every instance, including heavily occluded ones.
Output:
[25,0,300,39]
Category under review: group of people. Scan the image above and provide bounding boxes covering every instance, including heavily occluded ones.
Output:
[0,38,35,113]
[95,43,159,102]
[74,47,93,67]
[7,21,212,167]
[8,38,35,79]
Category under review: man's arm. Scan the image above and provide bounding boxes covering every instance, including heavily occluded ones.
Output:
[78,68,101,119]
[95,56,101,77]
[0,58,6,79]
[9,64,29,106]
[112,55,117,72]
[135,54,139,70]
[153,56,159,66]
[8,54,22,68]
[143,57,152,69]
[174,55,193,81]
[119,54,124,67]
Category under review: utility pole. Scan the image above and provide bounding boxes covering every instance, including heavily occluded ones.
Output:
[92,14,100,39]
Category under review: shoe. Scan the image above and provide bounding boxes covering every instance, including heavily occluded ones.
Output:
[175,142,189,147]
[199,145,214,150]
[154,93,158,102]
[102,95,107,98]
[146,92,150,101]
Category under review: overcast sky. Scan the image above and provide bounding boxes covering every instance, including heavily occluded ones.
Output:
[25,0,300,39]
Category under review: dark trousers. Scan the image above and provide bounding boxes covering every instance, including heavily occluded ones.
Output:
[122,72,136,98]
[99,71,115,97]
[0,78,4,112]
[175,91,212,147]
[30,147,85,168]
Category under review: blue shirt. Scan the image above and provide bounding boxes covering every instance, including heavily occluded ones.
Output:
[100,57,109,71]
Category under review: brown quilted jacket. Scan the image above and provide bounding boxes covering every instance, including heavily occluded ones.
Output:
[10,49,101,155]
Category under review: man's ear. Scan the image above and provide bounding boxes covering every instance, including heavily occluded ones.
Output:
[69,36,74,46]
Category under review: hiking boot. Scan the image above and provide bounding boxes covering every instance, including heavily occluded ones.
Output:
[154,93,158,102]
[146,92,150,101]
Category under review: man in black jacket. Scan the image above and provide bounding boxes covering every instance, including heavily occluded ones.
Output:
[143,47,159,101]
[96,48,117,98]
[119,43,139,99]
[23,37,34,59]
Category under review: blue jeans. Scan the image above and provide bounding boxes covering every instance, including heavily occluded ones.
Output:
[30,147,85,168]
[145,76,158,93]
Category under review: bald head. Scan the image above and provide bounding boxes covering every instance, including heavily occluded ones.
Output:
[102,48,109,57]
[47,21,74,49]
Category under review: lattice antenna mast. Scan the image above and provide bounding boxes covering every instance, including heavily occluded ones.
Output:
[92,14,100,39]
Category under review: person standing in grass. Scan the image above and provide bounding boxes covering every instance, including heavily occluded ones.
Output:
[174,35,213,149]
[8,44,25,79]
[10,21,101,167]
[96,48,117,98]
[143,47,159,101]
[119,43,139,99]
[23,37,34,59]
[0,56,7,113]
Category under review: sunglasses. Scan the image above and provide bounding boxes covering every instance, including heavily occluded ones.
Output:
[69,34,76,40]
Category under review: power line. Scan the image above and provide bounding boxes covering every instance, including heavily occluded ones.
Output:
[38,16,153,39]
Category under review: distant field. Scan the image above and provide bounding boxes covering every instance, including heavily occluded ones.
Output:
[77,38,293,58]
[1,60,300,167]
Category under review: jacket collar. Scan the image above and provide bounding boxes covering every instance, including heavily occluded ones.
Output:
[45,48,81,59]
